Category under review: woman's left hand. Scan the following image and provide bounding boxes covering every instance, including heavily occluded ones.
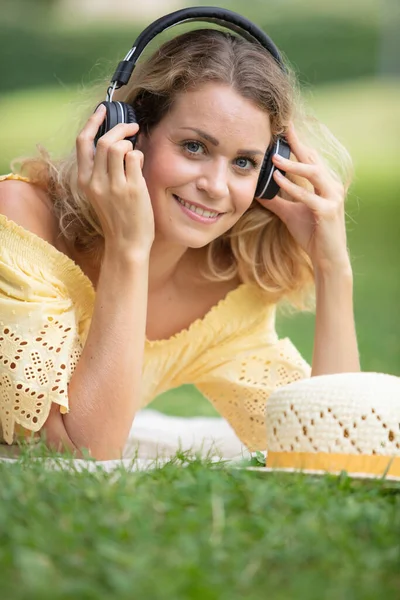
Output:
[256,122,351,273]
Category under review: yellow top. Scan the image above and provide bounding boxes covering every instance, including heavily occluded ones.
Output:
[0,173,311,451]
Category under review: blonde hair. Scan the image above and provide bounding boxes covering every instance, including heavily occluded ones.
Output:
[13,28,353,310]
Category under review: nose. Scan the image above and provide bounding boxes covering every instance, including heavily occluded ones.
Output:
[196,159,229,200]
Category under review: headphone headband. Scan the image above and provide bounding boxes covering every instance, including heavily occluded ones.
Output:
[109,6,286,94]
[95,6,291,200]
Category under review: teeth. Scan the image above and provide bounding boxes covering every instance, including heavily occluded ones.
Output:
[175,196,219,218]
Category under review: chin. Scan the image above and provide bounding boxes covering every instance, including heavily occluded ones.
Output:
[154,224,215,249]
[153,210,221,247]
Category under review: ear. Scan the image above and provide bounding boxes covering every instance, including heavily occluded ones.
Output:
[134,131,146,152]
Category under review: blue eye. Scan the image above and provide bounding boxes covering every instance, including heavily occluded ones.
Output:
[184,141,204,154]
[235,156,258,170]
[236,157,250,169]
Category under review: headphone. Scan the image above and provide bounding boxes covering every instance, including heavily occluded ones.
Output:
[94,6,291,200]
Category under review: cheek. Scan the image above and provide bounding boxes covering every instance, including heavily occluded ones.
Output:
[142,149,193,190]
[234,178,259,213]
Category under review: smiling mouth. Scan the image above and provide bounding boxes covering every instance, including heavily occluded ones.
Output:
[173,195,223,218]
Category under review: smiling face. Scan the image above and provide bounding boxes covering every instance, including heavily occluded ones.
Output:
[137,82,272,248]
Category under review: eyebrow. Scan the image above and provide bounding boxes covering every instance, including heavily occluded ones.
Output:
[178,127,265,156]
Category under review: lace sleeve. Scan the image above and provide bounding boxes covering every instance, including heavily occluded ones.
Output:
[193,337,311,451]
[0,205,95,445]
[0,310,83,445]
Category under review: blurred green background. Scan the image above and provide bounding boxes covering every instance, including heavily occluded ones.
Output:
[0,0,399,416]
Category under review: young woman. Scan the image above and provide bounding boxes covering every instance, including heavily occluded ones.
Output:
[0,13,359,460]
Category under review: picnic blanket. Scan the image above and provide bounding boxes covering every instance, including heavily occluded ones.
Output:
[0,409,250,471]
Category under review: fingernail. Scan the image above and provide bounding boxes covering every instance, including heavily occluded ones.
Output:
[274,169,283,178]
[273,153,283,163]
[95,104,105,113]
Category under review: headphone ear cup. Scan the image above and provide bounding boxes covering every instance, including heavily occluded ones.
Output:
[94,101,139,148]
[123,103,139,149]
[255,137,291,200]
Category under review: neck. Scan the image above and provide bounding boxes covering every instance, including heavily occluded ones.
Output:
[147,239,204,294]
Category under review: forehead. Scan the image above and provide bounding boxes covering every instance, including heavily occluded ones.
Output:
[165,82,271,145]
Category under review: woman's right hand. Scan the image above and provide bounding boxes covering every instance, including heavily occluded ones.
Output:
[76,104,155,258]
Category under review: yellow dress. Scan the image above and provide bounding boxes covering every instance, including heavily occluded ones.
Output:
[0,173,311,451]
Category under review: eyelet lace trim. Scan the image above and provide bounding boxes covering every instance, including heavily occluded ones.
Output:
[0,316,82,444]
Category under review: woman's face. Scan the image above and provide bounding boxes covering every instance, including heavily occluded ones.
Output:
[137,82,272,248]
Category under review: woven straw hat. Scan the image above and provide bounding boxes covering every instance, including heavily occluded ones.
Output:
[265,372,400,478]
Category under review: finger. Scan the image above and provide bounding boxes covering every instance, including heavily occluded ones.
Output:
[107,140,137,188]
[93,122,139,179]
[285,122,322,166]
[125,150,145,187]
[256,194,292,224]
[76,104,107,187]
[273,169,321,211]
[272,153,335,198]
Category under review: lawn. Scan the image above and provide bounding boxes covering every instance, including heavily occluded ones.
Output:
[1,446,400,600]
[0,78,399,597]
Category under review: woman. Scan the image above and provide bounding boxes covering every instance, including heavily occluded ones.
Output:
[0,21,359,461]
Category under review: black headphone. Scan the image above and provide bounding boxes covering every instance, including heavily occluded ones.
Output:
[94,6,291,200]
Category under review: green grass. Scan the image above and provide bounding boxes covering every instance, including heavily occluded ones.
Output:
[0,85,93,171]
[0,443,400,599]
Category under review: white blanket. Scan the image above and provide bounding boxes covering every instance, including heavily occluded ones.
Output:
[0,409,251,471]
[124,409,248,459]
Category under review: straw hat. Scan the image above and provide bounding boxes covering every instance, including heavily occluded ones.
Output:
[265,372,400,478]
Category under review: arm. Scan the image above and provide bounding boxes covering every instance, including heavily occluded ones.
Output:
[60,247,149,460]
[258,122,360,376]
[50,105,155,460]
[312,263,360,376]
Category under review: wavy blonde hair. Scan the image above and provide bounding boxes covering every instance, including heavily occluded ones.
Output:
[13,28,353,310]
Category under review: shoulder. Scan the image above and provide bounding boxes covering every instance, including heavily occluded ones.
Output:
[0,177,57,245]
